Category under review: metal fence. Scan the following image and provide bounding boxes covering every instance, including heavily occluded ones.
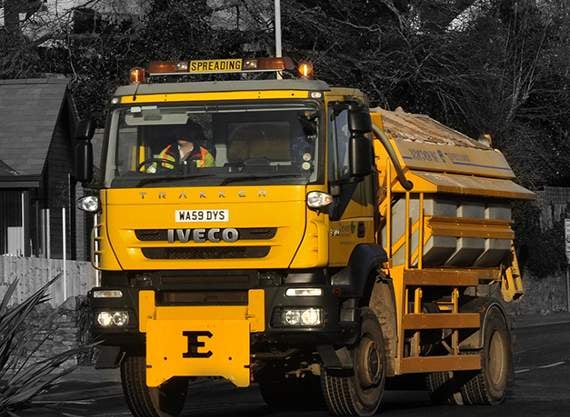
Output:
[0,255,96,306]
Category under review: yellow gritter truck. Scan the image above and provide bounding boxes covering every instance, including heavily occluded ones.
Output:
[75,57,534,417]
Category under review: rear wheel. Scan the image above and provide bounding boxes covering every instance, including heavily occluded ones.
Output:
[426,371,463,405]
[460,309,511,405]
[321,309,386,416]
[120,355,188,417]
[426,308,512,406]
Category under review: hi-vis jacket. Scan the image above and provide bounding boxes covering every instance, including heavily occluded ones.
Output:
[158,144,215,169]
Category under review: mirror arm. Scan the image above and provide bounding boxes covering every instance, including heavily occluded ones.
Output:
[371,124,413,191]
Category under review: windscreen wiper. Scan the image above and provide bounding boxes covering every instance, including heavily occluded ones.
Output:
[220,173,308,185]
[136,173,216,187]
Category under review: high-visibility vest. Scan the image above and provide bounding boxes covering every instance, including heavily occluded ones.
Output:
[158,144,213,168]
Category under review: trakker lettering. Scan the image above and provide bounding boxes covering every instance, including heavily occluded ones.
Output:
[167,228,239,243]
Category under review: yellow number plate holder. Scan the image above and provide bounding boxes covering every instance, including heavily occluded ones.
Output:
[146,319,250,387]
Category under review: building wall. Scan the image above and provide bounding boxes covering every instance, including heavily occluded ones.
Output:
[0,190,24,255]
[43,96,76,260]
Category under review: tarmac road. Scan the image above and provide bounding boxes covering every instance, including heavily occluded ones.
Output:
[23,318,570,417]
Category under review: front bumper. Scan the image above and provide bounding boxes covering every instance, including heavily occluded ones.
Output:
[90,284,359,387]
[89,283,358,345]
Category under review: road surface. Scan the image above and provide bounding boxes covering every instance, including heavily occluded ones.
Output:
[24,322,570,417]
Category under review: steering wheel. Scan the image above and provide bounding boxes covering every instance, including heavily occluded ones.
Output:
[137,157,176,172]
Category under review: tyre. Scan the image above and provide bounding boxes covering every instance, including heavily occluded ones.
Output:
[321,309,386,416]
[426,371,463,405]
[259,374,324,410]
[460,308,512,405]
[120,355,188,417]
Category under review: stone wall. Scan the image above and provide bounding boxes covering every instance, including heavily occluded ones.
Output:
[508,269,569,316]
[25,295,92,365]
[536,186,570,230]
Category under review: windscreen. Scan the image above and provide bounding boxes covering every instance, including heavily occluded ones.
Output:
[103,102,320,187]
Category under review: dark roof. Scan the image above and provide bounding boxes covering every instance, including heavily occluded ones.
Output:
[0,78,70,176]
[0,160,19,176]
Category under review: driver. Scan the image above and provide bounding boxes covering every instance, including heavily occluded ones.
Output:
[157,122,215,169]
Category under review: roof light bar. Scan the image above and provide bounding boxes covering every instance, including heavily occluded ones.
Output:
[144,57,296,77]
[147,61,189,75]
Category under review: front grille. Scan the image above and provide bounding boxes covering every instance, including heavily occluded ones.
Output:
[159,291,248,305]
[141,246,270,259]
[136,227,277,241]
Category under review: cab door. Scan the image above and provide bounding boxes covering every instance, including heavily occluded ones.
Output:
[327,101,375,266]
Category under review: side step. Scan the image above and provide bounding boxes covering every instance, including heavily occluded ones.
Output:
[402,313,480,329]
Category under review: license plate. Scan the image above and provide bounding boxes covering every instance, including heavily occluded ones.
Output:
[189,59,243,74]
[175,209,229,223]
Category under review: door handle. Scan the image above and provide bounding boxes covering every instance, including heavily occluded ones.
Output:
[357,222,365,238]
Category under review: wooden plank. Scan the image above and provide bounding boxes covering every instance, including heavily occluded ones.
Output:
[403,313,480,330]
[399,355,481,374]
[403,269,485,286]
[429,220,514,240]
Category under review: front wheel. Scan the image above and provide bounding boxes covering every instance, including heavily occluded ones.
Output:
[321,309,386,416]
[121,355,188,417]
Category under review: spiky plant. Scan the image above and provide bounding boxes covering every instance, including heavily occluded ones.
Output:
[0,274,87,416]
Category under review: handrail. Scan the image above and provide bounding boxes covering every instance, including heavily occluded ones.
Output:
[372,124,413,191]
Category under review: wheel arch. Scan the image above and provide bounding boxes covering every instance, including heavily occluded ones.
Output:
[460,297,510,351]
[330,243,387,301]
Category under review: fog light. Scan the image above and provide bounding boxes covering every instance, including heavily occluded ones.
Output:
[97,311,113,327]
[112,311,129,326]
[281,308,322,327]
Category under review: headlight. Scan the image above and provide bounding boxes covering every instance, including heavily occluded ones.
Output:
[97,311,113,327]
[112,311,129,326]
[301,308,321,326]
[306,191,333,209]
[96,310,129,327]
[77,195,99,212]
[280,308,322,327]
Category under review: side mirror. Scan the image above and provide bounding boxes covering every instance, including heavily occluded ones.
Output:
[75,141,93,184]
[74,118,94,184]
[348,103,372,134]
[349,135,373,178]
[75,118,95,141]
[348,104,373,178]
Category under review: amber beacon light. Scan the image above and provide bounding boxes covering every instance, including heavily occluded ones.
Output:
[129,67,146,84]
[297,61,314,79]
